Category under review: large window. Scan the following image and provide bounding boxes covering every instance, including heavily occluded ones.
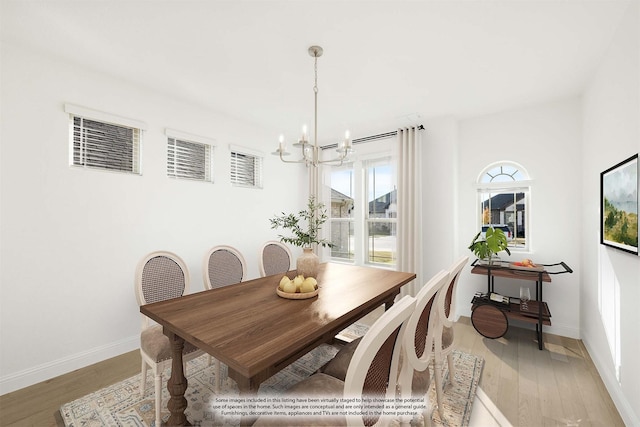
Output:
[477,162,530,250]
[330,157,397,266]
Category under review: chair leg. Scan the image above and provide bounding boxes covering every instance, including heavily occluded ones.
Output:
[214,359,221,393]
[422,392,433,427]
[447,353,457,386]
[155,371,162,426]
[140,359,147,396]
[433,359,446,420]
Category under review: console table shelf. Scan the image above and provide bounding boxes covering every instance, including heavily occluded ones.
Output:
[470,260,572,350]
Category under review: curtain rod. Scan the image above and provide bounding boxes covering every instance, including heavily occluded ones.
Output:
[320,124,424,150]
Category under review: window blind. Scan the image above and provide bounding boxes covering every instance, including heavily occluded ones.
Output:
[167,138,212,182]
[71,116,140,174]
[230,151,263,188]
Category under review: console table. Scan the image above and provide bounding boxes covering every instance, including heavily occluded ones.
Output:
[470,260,572,350]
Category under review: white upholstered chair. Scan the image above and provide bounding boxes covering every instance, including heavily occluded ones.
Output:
[202,245,247,391]
[134,250,203,427]
[258,240,293,277]
[253,295,417,427]
[397,269,450,427]
[432,256,469,418]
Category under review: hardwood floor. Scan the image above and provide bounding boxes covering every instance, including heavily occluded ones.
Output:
[0,351,140,426]
[0,317,624,426]
[453,317,624,427]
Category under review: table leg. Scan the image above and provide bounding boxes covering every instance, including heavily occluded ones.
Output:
[229,370,260,427]
[385,299,394,311]
[234,375,260,427]
[384,290,401,311]
[164,332,191,426]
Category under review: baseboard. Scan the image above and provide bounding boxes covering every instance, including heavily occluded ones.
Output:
[0,335,139,396]
[581,337,640,427]
[475,386,513,427]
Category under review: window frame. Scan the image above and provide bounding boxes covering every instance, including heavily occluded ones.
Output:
[476,162,532,252]
[165,128,215,183]
[65,104,146,175]
[328,154,397,268]
[229,145,264,189]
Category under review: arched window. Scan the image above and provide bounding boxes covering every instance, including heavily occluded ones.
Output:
[476,161,531,251]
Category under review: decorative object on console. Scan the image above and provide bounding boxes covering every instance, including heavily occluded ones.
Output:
[600,153,638,255]
[269,196,333,278]
[468,226,511,264]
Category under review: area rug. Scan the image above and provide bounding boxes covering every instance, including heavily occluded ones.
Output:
[430,350,484,427]
[61,340,483,427]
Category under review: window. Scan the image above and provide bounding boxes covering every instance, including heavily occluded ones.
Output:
[476,162,530,250]
[366,159,397,264]
[330,156,397,267]
[166,129,214,182]
[330,168,355,261]
[230,146,263,188]
[65,104,144,174]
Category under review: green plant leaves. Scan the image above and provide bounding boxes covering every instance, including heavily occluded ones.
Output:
[269,196,334,248]
[468,226,511,259]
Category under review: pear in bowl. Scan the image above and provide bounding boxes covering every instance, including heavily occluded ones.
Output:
[300,278,316,293]
[278,275,291,291]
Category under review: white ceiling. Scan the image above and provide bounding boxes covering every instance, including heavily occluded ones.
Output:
[1,0,632,144]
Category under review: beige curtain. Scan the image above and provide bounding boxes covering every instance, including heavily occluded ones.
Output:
[396,127,423,297]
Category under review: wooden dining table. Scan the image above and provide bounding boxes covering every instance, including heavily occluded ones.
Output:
[140,262,415,426]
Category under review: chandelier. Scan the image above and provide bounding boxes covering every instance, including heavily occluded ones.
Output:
[273,46,353,167]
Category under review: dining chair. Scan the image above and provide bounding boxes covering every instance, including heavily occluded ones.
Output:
[318,271,451,426]
[432,255,469,419]
[202,245,247,391]
[134,250,203,427]
[203,245,247,289]
[252,295,417,427]
[397,269,450,427]
[258,240,293,277]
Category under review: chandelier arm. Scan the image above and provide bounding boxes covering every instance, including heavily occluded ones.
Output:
[278,151,307,164]
[317,156,345,166]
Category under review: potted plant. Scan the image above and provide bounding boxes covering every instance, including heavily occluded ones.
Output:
[468,226,511,265]
[269,196,333,277]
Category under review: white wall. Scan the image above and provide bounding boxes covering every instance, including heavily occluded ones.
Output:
[421,116,459,279]
[0,43,308,394]
[581,3,640,425]
[456,97,583,339]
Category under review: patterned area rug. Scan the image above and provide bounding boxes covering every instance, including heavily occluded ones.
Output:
[61,337,483,427]
[430,350,484,426]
